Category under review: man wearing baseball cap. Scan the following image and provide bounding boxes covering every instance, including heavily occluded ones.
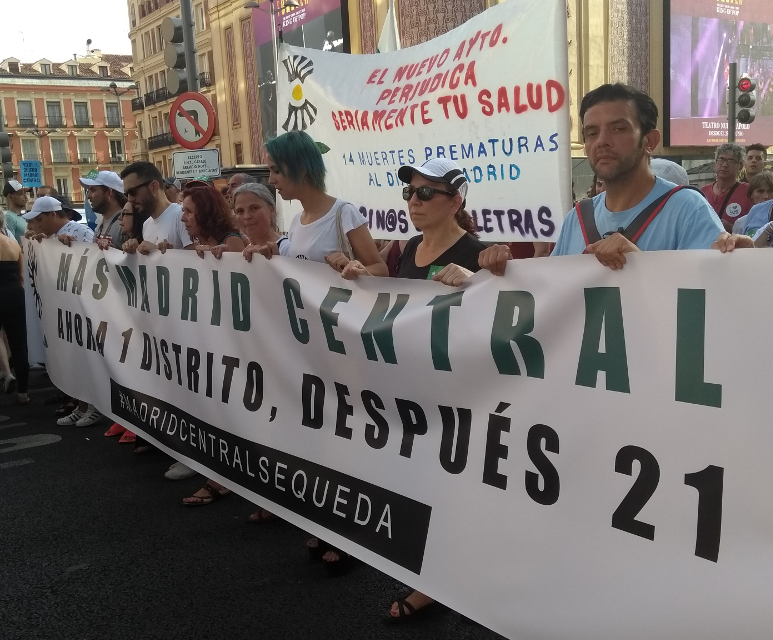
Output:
[79,171,127,248]
[24,196,94,243]
[163,177,182,204]
[3,179,32,244]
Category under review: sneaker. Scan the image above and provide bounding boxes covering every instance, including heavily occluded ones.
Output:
[75,405,105,427]
[165,462,197,480]
[57,409,84,426]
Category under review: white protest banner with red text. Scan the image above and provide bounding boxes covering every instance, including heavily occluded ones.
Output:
[29,238,773,639]
[276,0,571,242]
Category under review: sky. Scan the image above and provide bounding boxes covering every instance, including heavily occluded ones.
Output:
[0,0,132,63]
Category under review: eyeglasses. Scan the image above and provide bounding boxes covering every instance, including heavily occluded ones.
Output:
[715,157,739,166]
[402,185,457,202]
[125,180,153,198]
[118,212,133,220]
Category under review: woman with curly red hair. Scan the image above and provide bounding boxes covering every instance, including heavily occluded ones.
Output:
[178,185,246,505]
[180,185,245,256]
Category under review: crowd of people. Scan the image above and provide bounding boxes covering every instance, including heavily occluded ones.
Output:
[1,81,771,623]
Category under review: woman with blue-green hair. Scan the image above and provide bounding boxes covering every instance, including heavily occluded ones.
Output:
[257,130,388,278]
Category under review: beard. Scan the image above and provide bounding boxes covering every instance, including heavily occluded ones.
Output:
[591,139,646,183]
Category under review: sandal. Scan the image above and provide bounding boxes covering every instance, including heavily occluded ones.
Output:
[16,393,30,405]
[182,482,231,506]
[247,509,278,524]
[383,598,441,624]
[322,547,354,577]
[104,423,126,437]
[306,537,326,563]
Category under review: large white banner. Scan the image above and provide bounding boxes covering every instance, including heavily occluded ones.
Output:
[276,0,571,242]
[28,237,773,639]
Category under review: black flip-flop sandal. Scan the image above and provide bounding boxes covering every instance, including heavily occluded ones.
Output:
[383,599,441,624]
[322,547,354,577]
[182,483,230,506]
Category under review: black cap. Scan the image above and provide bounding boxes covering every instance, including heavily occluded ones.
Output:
[51,195,82,221]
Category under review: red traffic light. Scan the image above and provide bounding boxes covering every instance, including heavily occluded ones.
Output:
[738,77,756,92]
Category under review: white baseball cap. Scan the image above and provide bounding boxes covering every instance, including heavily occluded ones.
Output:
[3,179,31,196]
[79,171,125,193]
[23,196,63,220]
[651,158,690,186]
[397,158,469,201]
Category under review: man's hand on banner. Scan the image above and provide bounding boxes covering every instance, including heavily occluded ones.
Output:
[432,263,474,287]
[585,233,640,270]
[478,244,512,276]
[712,231,754,252]
[156,240,173,254]
[137,240,160,255]
[243,242,278,262]
[97,238,111,250]
[57,234,76,247]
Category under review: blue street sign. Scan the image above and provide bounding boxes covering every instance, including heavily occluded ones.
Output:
[19,160,42,187]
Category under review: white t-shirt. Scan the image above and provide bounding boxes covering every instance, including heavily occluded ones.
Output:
[58,220,95,243]
[286,200,366,263]
[142,203,192,248]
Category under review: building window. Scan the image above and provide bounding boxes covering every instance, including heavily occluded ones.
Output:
[74,102,90,126]
[67,64,78,76]
[56,178,70,196]
[8,61,20,73]
[151,115,159,136]
[106,102,121,127]
[50,138,68,163]
[21,138,39,160]
[17,100,34,127]
[159,69,166,88]
[110,140,124,161]
[99,65,109,77]
[225,27,240,126]
[137,120,144,139]
[78,139,94,162]
[156,26,164,50]
[198,52,208,74]
[46,101,63,127]
[195,3,205,32]
[234,142,244,165]
[131,3,136,27]
[162,112,169,133]
[40,63,51,75]
[151,29,157,54]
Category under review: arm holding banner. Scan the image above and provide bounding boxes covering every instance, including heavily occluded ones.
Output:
[325,226,389,277]
[712,231,754,252]
[585,233,641,270]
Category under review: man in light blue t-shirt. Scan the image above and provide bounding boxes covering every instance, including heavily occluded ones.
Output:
[480,83,750,274]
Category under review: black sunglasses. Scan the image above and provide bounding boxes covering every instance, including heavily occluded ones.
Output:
[402,185,456,202]
[125,180,153,198]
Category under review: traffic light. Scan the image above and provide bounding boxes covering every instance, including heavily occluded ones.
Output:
[162,17,188,95]
[0,132,13,180]
[736,77,756,124]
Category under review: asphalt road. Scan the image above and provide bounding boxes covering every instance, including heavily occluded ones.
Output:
[0,371,506,640]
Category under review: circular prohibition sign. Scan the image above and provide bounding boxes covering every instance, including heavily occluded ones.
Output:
[169,92,217,150]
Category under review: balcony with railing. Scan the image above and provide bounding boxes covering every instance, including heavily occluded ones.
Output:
[106,118,122,128]
[199,72,214,88]
[78,153,98,164]
[17,116,36,128]
[52,152,71,164]
[131,97,144,111]
[18,154,42,164]
[73,119,92,128]
[46,116,65,128]
[144,87,171,107]
[148,132,175,150]
[110,155,126,164]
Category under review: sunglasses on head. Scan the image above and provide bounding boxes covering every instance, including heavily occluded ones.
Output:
[402,185,457,202]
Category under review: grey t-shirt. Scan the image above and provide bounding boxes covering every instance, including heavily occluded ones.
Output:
[95,211,126,248]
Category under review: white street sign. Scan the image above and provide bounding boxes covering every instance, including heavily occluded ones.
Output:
[173,148,221,179]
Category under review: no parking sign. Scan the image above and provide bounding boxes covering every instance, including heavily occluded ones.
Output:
[169,92,217,150]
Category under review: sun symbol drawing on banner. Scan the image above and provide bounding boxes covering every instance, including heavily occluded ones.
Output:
[281,55,318,132]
